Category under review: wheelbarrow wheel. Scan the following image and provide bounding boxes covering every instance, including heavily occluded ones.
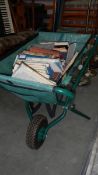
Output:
[26,115,48,149]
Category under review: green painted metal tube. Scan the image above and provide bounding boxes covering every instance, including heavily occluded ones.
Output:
[54,87,74,99]
[71,106,91,120]
[25,102,33,121]
[43,98,71,139]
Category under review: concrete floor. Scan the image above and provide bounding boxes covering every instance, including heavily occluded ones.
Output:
[85,135,98,175]
[0,74,98,175]
[91,136,98,175]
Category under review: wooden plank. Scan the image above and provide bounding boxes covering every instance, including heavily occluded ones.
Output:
[61,21,98,28]
[63,7,98,11]
[62,15,97,21]
[63,12,87,16]
[62,12,97,18]
[61,17,97,21]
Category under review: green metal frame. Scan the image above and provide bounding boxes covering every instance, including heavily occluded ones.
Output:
[25,35,98,141]
[0,32,98,142]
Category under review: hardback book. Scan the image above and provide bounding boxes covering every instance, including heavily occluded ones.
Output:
[53,41,69,53]
[12,63,20,74]
[12,62,56,86]
[66,43,77,62]
[62,52,78,75]
[17,53,50,59]
[29,47,60,58]
[23,50,50,57]
[40,41,69,47]
[14,55,63,73]
[54,42,69,47]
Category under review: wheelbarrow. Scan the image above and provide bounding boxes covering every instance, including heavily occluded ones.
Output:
[0,32,97,149]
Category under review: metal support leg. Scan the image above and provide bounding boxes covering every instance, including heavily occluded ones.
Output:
[25,102,41,121]
[25,101,33,121]
[70,104,91,120]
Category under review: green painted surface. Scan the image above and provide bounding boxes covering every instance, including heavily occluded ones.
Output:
[0,32,93,105]
[0,31,97,135]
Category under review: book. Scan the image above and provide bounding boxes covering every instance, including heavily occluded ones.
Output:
[12,62,56,86]
[54,42,69,47]
[53,42,69,52]
[17,53,50,59]
[23,50,50,57]
[29,47,60,58]
[15,55,63,73]
[62,52,79,75]
[40,41,69,47]
[66,43,77,62]
[39,41,69,59]
[12,63,20,73]
[12,41,78,85]
[13,60,54,78]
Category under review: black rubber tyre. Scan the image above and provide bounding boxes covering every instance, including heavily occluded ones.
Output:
[26,115,48,149]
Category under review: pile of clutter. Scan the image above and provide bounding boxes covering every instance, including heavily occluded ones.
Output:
[12,41,77,86]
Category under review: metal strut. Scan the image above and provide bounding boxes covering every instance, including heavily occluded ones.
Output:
[70,104,91,120]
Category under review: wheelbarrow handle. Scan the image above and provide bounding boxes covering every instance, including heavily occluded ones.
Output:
[54,87,74,99]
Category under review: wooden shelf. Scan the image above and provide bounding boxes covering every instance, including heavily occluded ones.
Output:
[61,22,97,29]
[59,0,98,33]
[62,12,97,18]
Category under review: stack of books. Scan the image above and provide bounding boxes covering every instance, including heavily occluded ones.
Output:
[12,41,78,86]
